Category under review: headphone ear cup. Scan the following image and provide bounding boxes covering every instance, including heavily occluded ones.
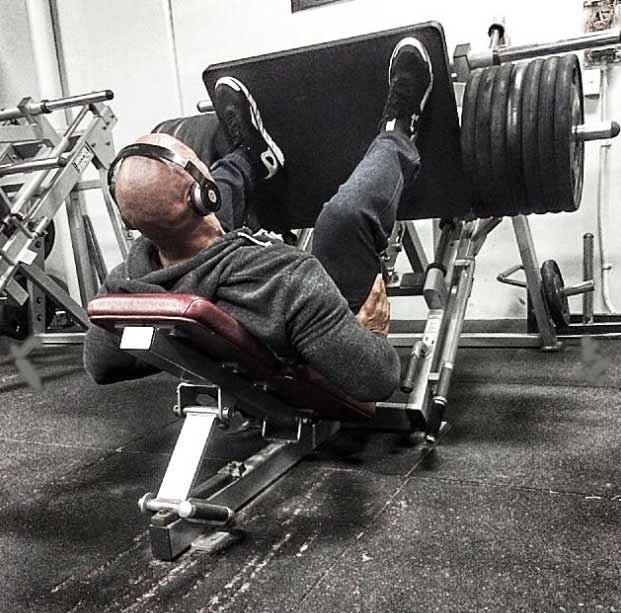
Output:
[188,181,220,216]
[189,182,207,216]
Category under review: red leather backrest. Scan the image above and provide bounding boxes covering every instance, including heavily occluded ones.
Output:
[87,293,375,420]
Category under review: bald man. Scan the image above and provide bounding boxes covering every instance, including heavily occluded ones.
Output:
[84,37,433,402]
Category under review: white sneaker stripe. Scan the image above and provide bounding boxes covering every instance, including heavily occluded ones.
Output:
[388,37,434,115]
[215,76,285,178]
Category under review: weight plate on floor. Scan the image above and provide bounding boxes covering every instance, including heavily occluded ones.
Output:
[505,62,528,216]
[474,67,496,217]
[461,67,484,209]
[554,54,584,212]
[537,56,561,213]
[489,63,515,215]
[520,58,545,215]
[541,259,570,327]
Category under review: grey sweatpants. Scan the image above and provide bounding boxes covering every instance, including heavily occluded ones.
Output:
[210,130,421,312]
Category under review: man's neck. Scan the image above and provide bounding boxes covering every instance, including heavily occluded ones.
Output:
[156,222,224,268]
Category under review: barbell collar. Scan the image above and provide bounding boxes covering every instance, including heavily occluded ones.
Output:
[563,280,595,297]
[468,27,621,70]
[574,121,620,142]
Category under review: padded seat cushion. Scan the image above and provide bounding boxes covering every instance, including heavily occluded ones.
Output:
[88,293,375,421]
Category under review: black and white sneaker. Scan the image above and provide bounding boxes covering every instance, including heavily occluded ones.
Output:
[214,76,285,180]
[380,37,434,139]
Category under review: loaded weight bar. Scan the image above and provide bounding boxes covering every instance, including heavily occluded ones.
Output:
[461,53,618,217]
[454,27,621,81]
[498,260,594,328]
[541,260,594,328]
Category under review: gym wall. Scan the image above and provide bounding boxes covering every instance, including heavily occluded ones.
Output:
[6,0,621,321]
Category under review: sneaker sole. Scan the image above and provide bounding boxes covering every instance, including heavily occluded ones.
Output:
[389,37,434,116]
[215,76,285,178]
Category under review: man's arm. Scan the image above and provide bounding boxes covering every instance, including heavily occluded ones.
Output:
[285,257,400,402]
[83,268,161,384]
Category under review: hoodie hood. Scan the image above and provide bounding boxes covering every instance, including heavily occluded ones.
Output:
[109,228,266,298]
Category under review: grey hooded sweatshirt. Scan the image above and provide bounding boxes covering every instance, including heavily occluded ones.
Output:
[83,229,400,401]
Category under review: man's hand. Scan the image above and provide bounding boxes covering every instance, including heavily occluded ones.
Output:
[356,274,390,336]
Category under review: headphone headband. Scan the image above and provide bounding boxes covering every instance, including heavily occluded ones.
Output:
[107,142,221,215]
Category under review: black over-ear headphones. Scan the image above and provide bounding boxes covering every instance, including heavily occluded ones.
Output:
[107,143,221,215]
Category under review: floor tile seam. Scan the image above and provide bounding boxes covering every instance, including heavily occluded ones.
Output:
[449,380,621,392]
[405,473,621,501]
[0,436,111,452]
[109,416,179,453]
[294,445,433,609]
[314,463,413,477]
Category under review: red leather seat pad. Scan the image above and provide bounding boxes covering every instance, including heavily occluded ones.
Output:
[87,293,374,420]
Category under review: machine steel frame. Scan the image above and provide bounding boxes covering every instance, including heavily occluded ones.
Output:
[0,91,129,342]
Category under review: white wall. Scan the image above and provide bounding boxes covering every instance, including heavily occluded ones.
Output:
[7,0,621,320]
[170,0,621,320]
[0,0,40,107]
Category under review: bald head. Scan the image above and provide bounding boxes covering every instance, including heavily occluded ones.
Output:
[113,133,218,240]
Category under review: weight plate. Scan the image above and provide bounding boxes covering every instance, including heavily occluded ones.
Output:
[461,68,485,210]
[489,63,515,215]
[520,58,545,215]
[505,62,528,216]
[537,56,561,213]
[554,54,584,212]
[541,259,570,328]
[474,67,496,217]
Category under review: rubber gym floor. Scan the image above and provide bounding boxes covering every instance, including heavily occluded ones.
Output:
[0,336,619,612]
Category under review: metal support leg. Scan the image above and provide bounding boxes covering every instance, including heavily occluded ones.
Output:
[512,215,559,350]
[66,190,97,305]
[27,245,47,335]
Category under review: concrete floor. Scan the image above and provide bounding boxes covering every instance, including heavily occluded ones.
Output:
[0,338,620,612]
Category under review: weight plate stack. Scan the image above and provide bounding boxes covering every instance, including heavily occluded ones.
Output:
[461,53,585,218]
[554,54,584,212]
[474,67,496,217]
[537,56,561,213]
[489,63,516,214]
[520,58,546,215]
[461,67,484,209]
[505,62,528,216]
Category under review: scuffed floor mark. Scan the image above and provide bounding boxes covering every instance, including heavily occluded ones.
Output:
[48,531,148,596]
[122,555,201,613]
[196,532,292,613]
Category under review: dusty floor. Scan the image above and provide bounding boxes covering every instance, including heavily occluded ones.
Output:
[0,339,619,612]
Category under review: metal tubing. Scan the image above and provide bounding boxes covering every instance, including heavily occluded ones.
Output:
[0,156,67,177]
[583,233,594,324]
[0,90,113,122]
[469,28,621,69]
[177,499,234,524]
[401,340,426,393]
[564,280,595,297]
[2,105,88,224]
[497,263,527,288]
[597,66,617,314]
[575,121,620,142]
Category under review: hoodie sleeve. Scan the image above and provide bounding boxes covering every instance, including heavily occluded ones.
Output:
[284,256,400,402]
[83,265,161,384]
